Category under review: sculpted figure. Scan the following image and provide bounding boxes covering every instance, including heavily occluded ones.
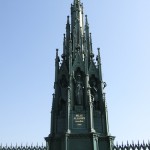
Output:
[59,75,68,110]
[74,72,83,105]
[91,79,99,109]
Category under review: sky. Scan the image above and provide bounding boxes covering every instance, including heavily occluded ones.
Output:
[0,0,150,146]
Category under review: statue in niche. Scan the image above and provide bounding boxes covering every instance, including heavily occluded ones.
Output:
[90,78,99,110]
[59,75,68,110]
[74,72,84,105]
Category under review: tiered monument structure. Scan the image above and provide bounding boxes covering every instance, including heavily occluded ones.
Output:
[45,0,115,150]
[0,1,149,150]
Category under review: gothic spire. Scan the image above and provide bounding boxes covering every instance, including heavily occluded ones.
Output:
[55,49,60,83]
[66,16,70,50]
[62,34,66,59]
[71,0,84,56]
[89,33,94,60]
[46,1,115,149]
[85,15,90,59]
[96,48,103,81]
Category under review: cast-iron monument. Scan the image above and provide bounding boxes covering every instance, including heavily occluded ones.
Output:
[45,0,115,150]
[0,0,149,150]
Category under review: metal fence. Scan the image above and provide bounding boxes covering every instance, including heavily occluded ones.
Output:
[0,142,150,150]
[0,145,46,150]
[113,142,150,150]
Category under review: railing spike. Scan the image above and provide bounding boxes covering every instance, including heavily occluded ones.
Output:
[127,141,129,146]
[132,141,134,145]
[122,141,124,147]
[143,140,145,145]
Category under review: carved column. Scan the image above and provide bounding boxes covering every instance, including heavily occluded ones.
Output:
[87,86,95,133]
[66,86,71,133]
[50,94,55,135]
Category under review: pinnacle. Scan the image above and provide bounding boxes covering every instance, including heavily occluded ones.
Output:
[74,0,80,4]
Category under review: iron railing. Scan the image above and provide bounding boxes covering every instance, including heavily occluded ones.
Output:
[0,145,46,150]
[113,142,150,150]
[0,142,150,150]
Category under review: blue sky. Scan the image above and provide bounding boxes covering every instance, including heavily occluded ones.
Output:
[0,0,150,145]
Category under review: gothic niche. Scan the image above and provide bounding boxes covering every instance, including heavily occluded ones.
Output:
[73,68,84,106]
[59,75,68,111]
[90,76,99,110]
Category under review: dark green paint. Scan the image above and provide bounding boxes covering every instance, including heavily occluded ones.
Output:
[45,0,115,149]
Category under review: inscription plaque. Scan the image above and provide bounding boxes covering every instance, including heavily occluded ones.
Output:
[73,113,86,129]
